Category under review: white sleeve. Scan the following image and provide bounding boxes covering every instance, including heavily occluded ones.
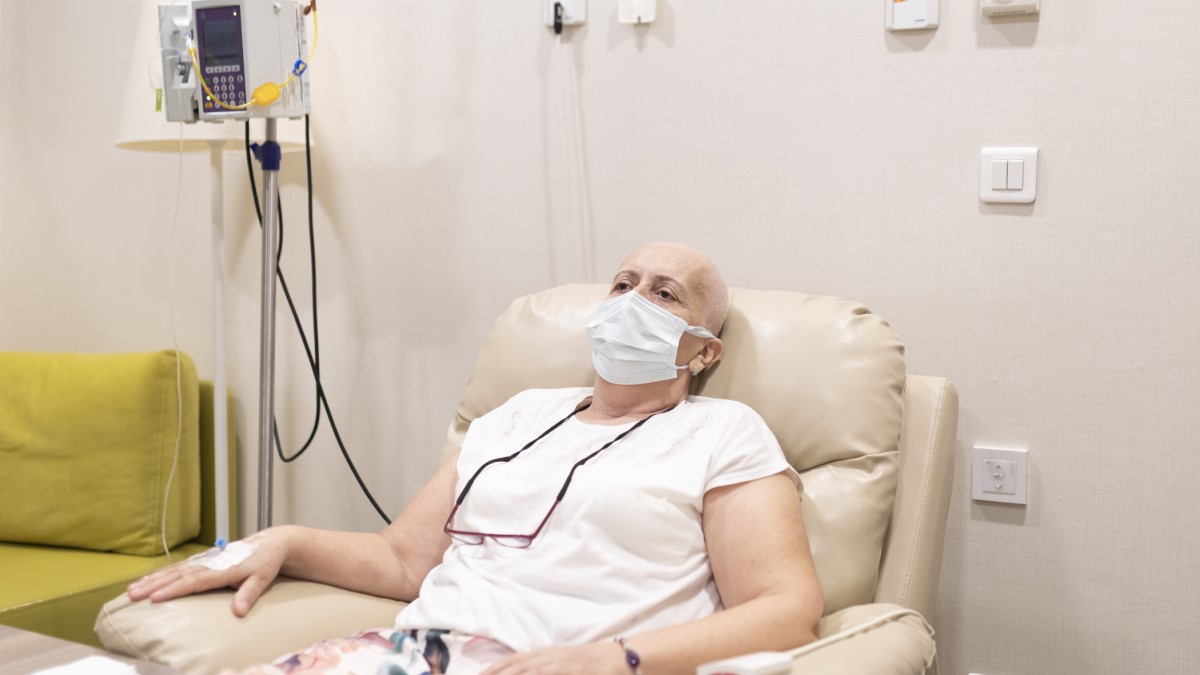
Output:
[704,402,800,493]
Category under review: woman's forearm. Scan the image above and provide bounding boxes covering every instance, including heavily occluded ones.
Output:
[619,590,819,675]
[274,525,418,600]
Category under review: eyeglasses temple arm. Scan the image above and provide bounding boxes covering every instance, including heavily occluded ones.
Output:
[454,404,590,504]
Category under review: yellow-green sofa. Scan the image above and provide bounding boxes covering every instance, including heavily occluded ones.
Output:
[0,351,236,647]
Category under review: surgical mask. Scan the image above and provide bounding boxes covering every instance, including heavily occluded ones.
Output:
[586,291,715,385]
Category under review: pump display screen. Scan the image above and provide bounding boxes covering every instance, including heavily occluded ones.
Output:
[203,19,240,66]
[195,5,247,110]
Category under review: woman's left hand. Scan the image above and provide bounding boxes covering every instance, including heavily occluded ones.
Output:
[482,641,629,675]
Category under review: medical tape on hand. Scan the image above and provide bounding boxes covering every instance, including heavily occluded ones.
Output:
[187,539,259,571]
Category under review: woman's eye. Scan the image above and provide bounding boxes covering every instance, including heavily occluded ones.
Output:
[657,290,675,301]
[613,282,631,292]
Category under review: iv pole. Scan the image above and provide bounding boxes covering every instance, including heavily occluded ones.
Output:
[208,140,231,544]
[144,0,312,535]
[255,119,281,530]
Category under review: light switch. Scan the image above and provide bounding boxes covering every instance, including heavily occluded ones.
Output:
[980,147,1038,204]
[1007,159,1024,189]
[991,160,1009,190]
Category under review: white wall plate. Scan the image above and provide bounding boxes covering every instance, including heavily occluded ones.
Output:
[980,147,1038,204]
[887,0,939,31]
[545,0,587,28]
[618,0,656,25]
[982,0,1040,17]
[972,446,1028,505]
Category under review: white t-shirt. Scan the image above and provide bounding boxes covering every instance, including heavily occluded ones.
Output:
[394,387,798,651]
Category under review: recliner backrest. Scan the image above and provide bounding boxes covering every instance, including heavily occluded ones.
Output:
[440,284,906,616]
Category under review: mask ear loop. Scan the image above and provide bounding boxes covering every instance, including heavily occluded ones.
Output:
[687,323,716,378]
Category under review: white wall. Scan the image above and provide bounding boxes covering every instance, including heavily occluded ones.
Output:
[2,1,1198,673]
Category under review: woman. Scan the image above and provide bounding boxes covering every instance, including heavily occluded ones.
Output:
[130,243,824,675]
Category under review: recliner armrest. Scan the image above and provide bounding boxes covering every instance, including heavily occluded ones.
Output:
[790,603,935,674]
[95,579,405,674]
[99,586,932,675]
[698,604,935,675]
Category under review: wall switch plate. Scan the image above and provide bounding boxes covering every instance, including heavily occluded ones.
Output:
[972,446,1028,505]
[980,147,1038,203]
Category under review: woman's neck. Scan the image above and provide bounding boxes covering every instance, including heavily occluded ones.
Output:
[577,376,688,425]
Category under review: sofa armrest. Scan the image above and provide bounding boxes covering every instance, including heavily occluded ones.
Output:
[95,579,406,674]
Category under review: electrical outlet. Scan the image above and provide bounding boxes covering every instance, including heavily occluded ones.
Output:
[972,446,1028,505]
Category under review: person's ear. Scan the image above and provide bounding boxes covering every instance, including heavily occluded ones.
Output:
[688,338,723,376]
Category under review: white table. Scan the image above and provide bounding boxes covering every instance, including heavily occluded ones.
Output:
[0,626,177,675]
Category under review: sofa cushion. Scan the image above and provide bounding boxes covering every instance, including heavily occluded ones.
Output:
[0,541,211,647]
[0,351,201,555]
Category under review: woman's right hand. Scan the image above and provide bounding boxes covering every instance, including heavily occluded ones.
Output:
[126,527,293,617]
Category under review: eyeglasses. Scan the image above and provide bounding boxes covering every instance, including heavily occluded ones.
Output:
[443,402,671,548]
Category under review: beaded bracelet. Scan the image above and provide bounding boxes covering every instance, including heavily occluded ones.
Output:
[615,636,643,675]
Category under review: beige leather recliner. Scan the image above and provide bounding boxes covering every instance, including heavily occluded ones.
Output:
[96,284,958,675]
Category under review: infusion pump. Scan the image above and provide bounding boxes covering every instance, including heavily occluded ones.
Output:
[158,0,312,123]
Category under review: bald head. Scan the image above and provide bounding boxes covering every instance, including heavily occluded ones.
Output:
[614,243,730,335]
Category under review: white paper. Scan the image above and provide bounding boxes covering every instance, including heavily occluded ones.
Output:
[32,655,139,675]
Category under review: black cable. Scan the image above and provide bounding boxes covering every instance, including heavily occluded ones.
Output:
[244,117,392,524]
[273,117,323,460]
[244,122,321,462]
[305,115,320,443]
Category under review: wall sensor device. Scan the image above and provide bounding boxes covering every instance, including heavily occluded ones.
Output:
[545,0,586,32]
[618,0,656,25]
[886,0,939,31]
[982,0,1040,16]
